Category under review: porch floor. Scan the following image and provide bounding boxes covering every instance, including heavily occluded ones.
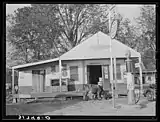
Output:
[30,91,84,98]
[13,91,84,99]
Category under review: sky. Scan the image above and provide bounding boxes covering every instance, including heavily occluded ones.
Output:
[6,4,142,22]
[6,4,142,53]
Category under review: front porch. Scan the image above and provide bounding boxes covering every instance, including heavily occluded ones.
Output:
[12,91,84,104]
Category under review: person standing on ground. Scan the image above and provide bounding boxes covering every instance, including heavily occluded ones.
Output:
[14,85,19,103]
[6,83,9,96]
[97,77,103,99]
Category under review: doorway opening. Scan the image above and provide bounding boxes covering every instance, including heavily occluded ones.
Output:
[87,65,102,84]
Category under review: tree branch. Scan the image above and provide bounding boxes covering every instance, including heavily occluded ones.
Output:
[57,5,70,34]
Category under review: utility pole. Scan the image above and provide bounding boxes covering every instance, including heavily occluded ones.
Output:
[12,68,15,94]
[59,57,62,92]
[109,4,116,108]
[109,6,114,108]
[138,56,143,95]
[114,57,118,98]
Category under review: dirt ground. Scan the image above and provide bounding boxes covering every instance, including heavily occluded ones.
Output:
[6,96,156,116]
[43,97,156,116]
[6,97,83,115]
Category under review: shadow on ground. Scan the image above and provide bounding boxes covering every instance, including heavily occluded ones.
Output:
[138,100,155,109]
[110,96,154,110]
[6,96,83,115]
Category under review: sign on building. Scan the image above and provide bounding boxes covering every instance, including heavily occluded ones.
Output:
[135,63,140,68]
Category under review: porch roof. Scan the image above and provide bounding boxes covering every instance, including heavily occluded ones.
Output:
[12,58,59,70]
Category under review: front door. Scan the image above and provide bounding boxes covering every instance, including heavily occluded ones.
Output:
[102,65,111,91]
[87,65,102,84]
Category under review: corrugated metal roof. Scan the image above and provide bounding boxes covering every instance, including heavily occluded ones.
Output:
[12,58,59,69]
[60,31,140,60]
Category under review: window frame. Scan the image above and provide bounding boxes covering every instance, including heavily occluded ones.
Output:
[69,66,79,81]
[62,64,68,77]
[50,79,66,86]
[51,65,56,73]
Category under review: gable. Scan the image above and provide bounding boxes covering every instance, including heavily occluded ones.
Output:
[60,31,140,60]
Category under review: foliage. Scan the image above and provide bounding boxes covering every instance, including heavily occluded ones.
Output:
[6,4,155,70]
[116,5,156,70]
[135,5,156,69]
[6,5,61,66]
[6,4,112,66]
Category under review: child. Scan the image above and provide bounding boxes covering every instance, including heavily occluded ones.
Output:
[14,85,19,94]
[14,85,19,103]
[97,77,103,99]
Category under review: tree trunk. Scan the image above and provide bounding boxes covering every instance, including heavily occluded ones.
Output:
[25,48,29,63]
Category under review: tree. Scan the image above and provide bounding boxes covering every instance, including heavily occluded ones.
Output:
[6,5,61,65]
[7,4,112,66]
[54,4,123,52]
[7,4,123,67]
[115,16,141,52]
[135,5,156,69]
[54,4,111,51]
[116,5,156,70]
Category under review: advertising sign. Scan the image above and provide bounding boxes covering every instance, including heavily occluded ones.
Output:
[135,63,140,68]
[104,66,109,79]
[110,19,118,39]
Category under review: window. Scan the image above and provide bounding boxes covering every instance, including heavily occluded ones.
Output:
[51,65,59,73]
[52,64,67,75]
[51,65,56,73]
[62,64,68,77]
[134,77,140,84]
[62,64,67,70]
[50,79,66,86]
[56,65,59,72]
[113,64,121,80]
[142,77,145,84]
[148,76,151,81]
[70,66,79,81]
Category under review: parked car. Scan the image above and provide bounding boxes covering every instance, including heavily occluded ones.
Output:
[143,84,156,101]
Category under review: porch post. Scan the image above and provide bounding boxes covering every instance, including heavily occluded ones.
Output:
[113,57,118,98]
[12,68,14,94]
[138,56,143,95]
[59,57,62,92]
[109,5,115,108]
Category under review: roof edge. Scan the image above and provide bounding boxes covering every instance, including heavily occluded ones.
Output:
[12,58,59,69]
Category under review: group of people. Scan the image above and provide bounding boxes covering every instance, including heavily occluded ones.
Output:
[6,84,19,94]
[83,77,106,100]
